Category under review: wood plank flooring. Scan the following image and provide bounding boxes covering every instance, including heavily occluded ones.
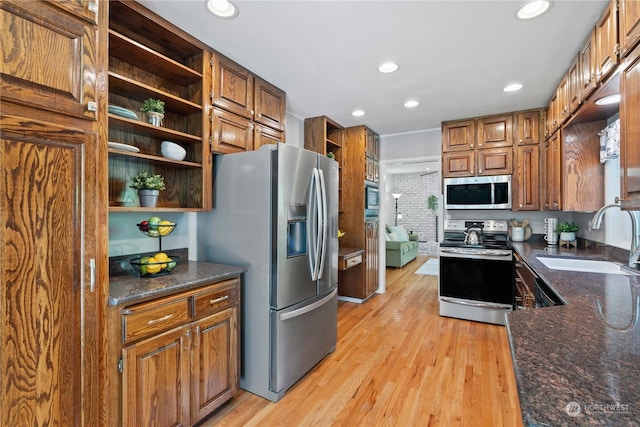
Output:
[201,256,523,426]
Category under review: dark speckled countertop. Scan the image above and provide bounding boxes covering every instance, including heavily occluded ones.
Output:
[109,261,247,307]
[506,239,640,426]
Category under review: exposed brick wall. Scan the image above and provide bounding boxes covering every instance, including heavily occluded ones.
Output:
[391,172,440,255]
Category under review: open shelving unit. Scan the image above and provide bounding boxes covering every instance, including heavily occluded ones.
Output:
[107,0,211,212]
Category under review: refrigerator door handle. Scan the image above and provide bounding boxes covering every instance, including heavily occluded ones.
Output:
[308,168,322,281]
[279,288,337,321]
[317,168,328,279]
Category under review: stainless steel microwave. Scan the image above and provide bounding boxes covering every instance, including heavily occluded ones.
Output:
[444,175,511,210]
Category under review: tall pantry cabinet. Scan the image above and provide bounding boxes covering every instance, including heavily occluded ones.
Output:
[339,126,380,301]
[1,0,108,426]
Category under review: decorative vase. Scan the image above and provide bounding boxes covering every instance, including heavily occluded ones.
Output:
[147,111,164,126]
[560,231,576,242]
[138,189,159,207]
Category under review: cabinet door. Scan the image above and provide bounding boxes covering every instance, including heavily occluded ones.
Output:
[619,0,640,57]
[123,326,191,427]
[477,114,513,149]
[568,55,581,114]
[1,0,98,120]
[1,114,100,426]
[580,29,598,101]
[546,91,559,137]
[596,0,619,82]
[254,77,286,131]
[365,156,374,181]
[212,54,254,119]
[365,221,379,297]
[254,123,284,150]
[543,132,562,211]
[515,111,540,145]
[477,147,513,176]
[442,120,476,152]
[514,144,540,211]
[191,307,239,423]
[557,74,570,123]
[620,44,640,208]
[211,107,254,154]
[442,150,475,177]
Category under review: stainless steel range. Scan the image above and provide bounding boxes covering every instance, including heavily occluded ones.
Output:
[438,219,513,325]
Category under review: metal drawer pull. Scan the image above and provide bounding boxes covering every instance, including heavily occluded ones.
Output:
[210,295,229,305]
[147,314,174,325]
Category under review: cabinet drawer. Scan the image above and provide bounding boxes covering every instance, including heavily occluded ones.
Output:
[192,280,239,318]
[122,299,190,344]
[345,254,363,269]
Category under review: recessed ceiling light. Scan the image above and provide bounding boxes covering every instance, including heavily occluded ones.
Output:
[404,100,420,108]
[207,0,238,18]
[352,109,365,117]
[503,83,524,92]
[517,0,550,20]
[378,62,399,73]
[595,94,621,105]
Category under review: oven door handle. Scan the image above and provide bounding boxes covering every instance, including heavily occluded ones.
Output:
[439,296,511,310]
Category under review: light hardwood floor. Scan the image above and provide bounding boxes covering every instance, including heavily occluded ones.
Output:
[201,256,523,426]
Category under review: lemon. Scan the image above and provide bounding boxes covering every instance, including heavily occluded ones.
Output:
[145,256,162,274]
[154,252,169,269]
[158,220,174,236]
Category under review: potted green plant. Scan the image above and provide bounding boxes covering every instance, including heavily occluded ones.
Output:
[555,221,579,242]
[129,171,165,207]
[140,98,165,126]
[427,194,439,243]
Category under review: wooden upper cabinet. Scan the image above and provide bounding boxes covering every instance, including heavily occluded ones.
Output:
[620,43,640,209]
[442,119,476,151]
[211,107,254,154]
[212,54,254,119]
[580,29,598,101]
[477,147,513,176]
[1,0,98,120]
[595,0,619,82]
[442,150,476,177]
[477,114,514,149]
[546,91,559,137]
[619,0,640,57]
[514,144,540,211]
[254,77,286,131]
[51,0,98,24]
[515,110,541,145]
[557,74,570,122]
[254,123,284,150]
[568,55,581,114]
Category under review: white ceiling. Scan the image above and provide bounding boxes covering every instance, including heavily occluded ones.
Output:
[138,0,609,136]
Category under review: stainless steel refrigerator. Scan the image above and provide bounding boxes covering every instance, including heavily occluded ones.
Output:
[197,143,338,402]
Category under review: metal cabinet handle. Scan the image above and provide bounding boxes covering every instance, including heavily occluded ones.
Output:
[147,314,174,325]
[210,295,229,305]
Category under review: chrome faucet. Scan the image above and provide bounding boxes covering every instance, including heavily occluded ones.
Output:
[589,203,640,271]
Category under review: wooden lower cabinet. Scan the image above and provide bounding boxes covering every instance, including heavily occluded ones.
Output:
[114,278,240,427]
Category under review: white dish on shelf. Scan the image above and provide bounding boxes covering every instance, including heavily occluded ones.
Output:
[108,141,140,153]
[108,105,139,120]
[161,140,187,161]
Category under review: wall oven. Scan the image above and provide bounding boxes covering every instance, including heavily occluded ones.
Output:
[439,219,514,325]
[444,175,511,210]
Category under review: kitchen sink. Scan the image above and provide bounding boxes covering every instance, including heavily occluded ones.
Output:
[536,257,632,275]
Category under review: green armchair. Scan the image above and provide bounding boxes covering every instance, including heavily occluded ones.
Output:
[385,227,419,268]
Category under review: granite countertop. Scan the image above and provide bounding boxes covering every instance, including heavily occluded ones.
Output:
[109,261,247,307]
[506,239,640,426]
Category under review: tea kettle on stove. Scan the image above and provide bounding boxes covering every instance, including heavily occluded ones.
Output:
[464,225,483,245]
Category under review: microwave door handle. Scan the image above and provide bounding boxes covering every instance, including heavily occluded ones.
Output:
[490,183,495,205]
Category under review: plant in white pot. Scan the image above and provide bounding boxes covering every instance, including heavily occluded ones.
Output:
[140,98,165,126]
[129,171,165,208]
[556,221,579,242]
